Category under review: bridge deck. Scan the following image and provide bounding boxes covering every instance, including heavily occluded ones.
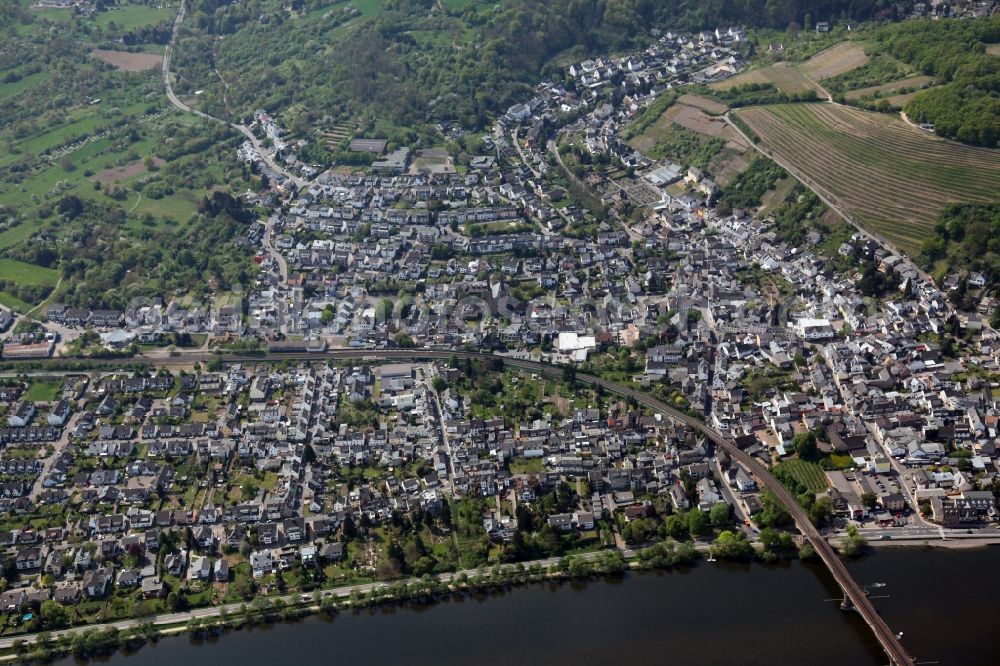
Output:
[5,348,914,665]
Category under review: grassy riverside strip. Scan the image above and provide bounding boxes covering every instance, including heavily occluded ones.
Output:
[2,531,995,663]
[1,349,996,666]
[1,546,707,664]
[3,528,868,665]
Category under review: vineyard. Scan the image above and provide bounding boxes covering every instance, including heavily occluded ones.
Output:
[734,103,1000,254]
[779,459,829,493]
[710,62,822,95]
[799,42,870,80]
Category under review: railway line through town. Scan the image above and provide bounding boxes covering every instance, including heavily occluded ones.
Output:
[3,346,914,664]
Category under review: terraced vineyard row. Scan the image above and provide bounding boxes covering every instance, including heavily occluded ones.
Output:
[735,104,1000,254]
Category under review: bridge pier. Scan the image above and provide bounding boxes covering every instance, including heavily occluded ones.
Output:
[3,349,914,666]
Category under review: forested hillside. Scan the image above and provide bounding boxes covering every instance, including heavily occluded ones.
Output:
[876,16,1000,146]
[174,0,912,133]
[0,1,259,311]
[921,204,1000,290]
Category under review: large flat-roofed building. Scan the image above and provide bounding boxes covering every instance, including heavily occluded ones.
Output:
[372,147,411,174]
[350,138,388,154]
[645,162,683,187]
[379,363,414,380]
[795,318,835,340]
[2,341,54,359]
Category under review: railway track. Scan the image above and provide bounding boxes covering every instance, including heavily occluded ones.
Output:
[1,347,913,664]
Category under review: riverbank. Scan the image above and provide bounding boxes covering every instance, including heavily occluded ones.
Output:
[836,535,1000,550]
[13,543,1000,666]
[41,559,892,666]
[0,549,659,664]
[7,532,998,664]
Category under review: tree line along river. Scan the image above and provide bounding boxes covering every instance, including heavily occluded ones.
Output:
[51,547,997,666]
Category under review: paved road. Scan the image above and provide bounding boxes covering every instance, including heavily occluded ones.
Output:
[262,214,289,284]
[28,411,83,501]
[3,347,916,663]
[162,3,304,190]
[511,128,541,179]
[0,314,21,343]
[850,526,1000,543]
[561,365,914,666]
[711,455,755,538]
[0,548,614,652]
[231,122,306,190]
[428,364,457,493]
[884,454,940,532]
[503,130,568,233]
[162,3,219,125]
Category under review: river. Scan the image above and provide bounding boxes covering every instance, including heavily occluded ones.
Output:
[53,546,997,666]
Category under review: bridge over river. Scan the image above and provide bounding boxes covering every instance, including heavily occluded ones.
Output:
[8,348,914,665]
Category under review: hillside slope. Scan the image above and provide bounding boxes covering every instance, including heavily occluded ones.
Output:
[734,103,1000,255]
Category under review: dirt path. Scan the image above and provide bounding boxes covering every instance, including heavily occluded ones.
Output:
[162,3,304,189]
[547,138,592,196]
[214,66,232,118]
[23,274,63,320]
[813,77,833,102]
[723,108,937,289]
[127,190,142,214]
[163,3,222,125]
[898,111,933,133]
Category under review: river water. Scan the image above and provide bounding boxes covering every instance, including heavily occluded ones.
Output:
[54,546,997,666]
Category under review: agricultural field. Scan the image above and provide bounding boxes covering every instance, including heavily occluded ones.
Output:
[707,148,752,187]
[710,68,770,90]
[93,157,164,185]
[0,1,257,309]
[758,176,797,214]
[709,62,822,96]
[327,0,384,15]
[92,49,163,72]
[0,7,178,209]
[665,104,730,138]
[91,3,176,30]
[0,257,59,310]
[781,459,829,493]
[0,259,58,287]
[23,1,176,29]
[0,101,222,223]
[735,103,1000,254]
[628,94,752,186]
[627,107,676,154]
[0,71,51,99]
[0,293,30,312]
[677,93,729,115]
[799,42,870,80]
[884,91,922,108]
